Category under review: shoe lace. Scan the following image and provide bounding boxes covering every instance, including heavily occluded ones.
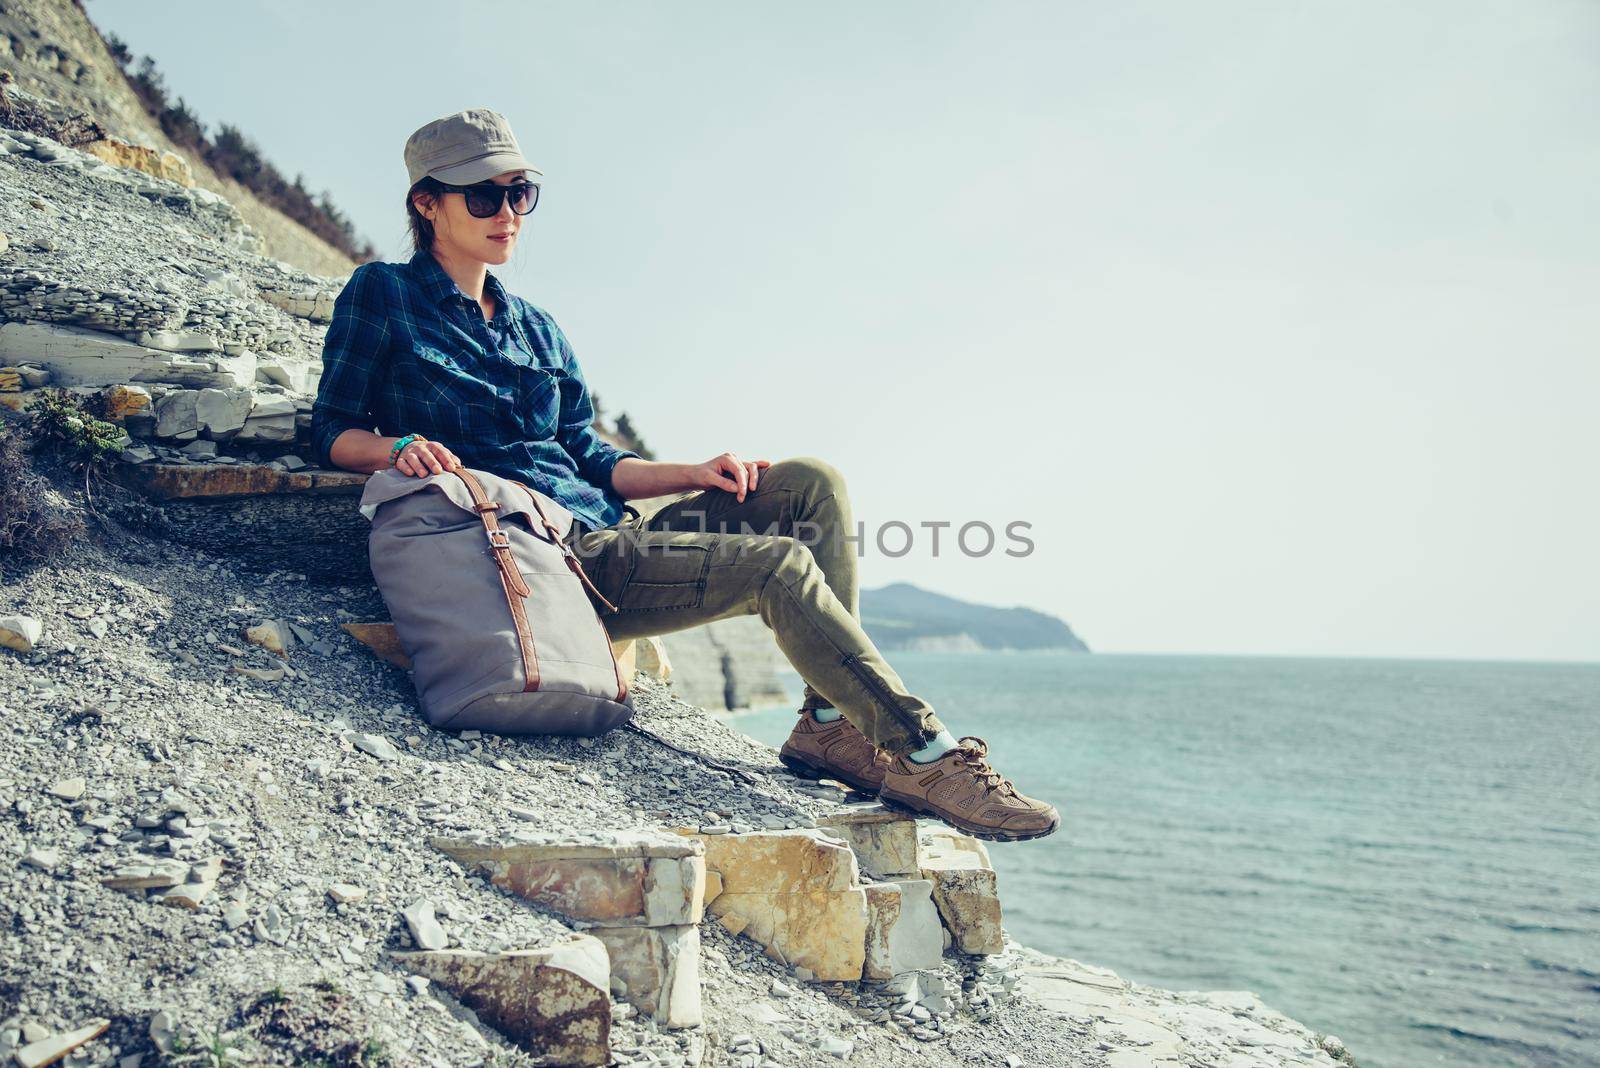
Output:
[953,736,1015,796]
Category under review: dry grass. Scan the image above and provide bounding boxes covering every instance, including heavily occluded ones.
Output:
[0,427,84,561]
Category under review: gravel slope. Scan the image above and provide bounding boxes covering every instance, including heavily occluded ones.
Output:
[0,506,1103,1067]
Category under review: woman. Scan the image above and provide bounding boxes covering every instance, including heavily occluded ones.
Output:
[310,108,1058,842]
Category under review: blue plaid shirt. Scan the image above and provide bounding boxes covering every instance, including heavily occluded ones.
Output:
[311,248,639,531]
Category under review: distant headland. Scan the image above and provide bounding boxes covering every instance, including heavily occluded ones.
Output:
[861,582,1090,653]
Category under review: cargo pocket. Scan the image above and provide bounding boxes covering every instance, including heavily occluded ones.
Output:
[617,536,718,612]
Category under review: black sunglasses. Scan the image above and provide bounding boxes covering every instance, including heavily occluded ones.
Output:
[436,180,540,218]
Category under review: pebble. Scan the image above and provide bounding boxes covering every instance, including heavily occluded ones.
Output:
[0,614,43,653]
[23,848,60,871]
[401,899,448,950]
[349,733,401,762]
[160,881,216,909]
[820,1035,854,1059]
[47,777,86,800]
[147,1011,176,1055]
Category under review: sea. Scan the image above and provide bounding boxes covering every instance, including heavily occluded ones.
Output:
[731,652,1599,1068]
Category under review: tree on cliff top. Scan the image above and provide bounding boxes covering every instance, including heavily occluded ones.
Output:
[103,33,377,263]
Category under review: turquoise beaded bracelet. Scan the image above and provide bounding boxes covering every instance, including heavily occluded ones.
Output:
[388,433,425,467]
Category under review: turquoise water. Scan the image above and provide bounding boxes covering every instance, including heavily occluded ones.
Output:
[733,652,1600,1068]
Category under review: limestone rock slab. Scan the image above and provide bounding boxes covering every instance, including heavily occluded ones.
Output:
[863,879,944,979]
[1020,955,1336,1068]
[99,383,151,421]
[818,803,920,879]
[678,828,870,979]
[256,359,321,394]
[395,937,610,1066]
[0,321,255,389]
[682,828,860,895]
[591,923,702,1028]
[434,833,705,927]
[613,639,638,683]
[919,829,1004,955]
[153,390,198,439]
[82,138,193,184]
[920,827,993,869]
[111,462,368,500]
[633,635,673,680]
[343,622,411,669]
[712,888,868,981]
[195,387,253,437]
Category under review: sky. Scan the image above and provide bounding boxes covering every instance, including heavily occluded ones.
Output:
[89,1,1600,662]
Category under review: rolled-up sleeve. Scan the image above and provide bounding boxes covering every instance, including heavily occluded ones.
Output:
[311,263,391,470]
[546,316,639,490]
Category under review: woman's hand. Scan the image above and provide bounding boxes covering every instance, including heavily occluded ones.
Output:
[394,438,463,478]
[689,452,771,503]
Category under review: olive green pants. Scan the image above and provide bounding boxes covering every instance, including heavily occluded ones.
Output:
[565,456,945,754]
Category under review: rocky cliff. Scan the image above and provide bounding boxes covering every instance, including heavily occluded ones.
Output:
[0,0,357,276]
[0,30,1352,1065]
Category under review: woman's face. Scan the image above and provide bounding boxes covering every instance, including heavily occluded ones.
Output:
[420,170,530,265]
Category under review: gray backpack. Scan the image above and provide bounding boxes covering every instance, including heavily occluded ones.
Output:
[358,466,634,736]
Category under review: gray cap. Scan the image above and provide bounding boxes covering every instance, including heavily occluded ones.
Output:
[403,107,542,186]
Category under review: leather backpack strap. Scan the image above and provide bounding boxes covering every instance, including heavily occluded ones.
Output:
[512,481,621,614]
[451,469,539,692]
[512,479,629,704]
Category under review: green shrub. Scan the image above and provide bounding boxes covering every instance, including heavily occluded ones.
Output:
[24,389,124,474]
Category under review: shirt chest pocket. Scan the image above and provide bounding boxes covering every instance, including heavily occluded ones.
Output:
[400,340,492,406]
[509,362,562,440]
[397,343,500,429]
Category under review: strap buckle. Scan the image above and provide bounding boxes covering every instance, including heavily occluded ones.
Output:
[486,529,511,550]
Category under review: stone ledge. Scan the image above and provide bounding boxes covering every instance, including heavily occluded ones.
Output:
[432,835,707,1027]
[110,461,368,500]
[674,826,953,983]
[434,834,707,929]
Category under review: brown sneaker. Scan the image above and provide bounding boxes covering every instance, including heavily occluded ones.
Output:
[779,713,890,794]
[878,736,1059,842]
